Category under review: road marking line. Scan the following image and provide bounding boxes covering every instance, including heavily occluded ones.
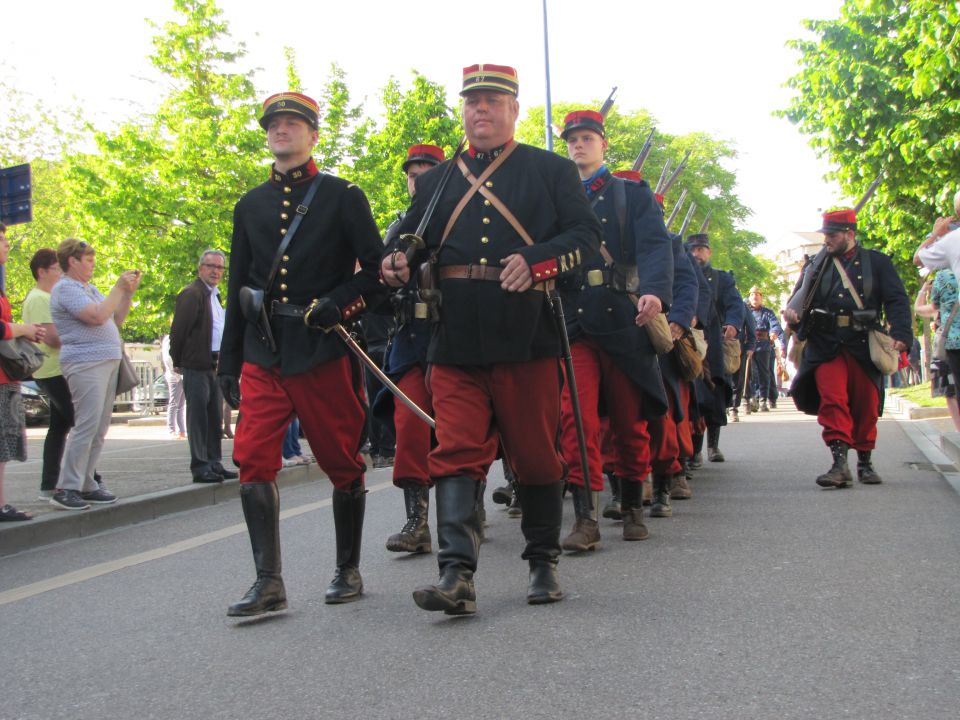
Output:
[0,480,392,607]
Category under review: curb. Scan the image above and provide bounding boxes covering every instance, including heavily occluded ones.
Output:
[885,393,949,420]
[0,464,326,558]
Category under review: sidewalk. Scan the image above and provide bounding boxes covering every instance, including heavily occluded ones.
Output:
[0,419,328,557]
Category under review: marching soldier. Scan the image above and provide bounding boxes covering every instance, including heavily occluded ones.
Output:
[381,65,601,613]
[380,143,445,554]
[732,298,757,421]
[219,92,385,616]
[785,208,911,488]
[557,113,673,550]
[687,233,744,464]
[746,286,784,412]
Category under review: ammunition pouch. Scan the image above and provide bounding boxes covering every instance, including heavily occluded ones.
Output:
[238,285,276,352]
[584,264,639,294]
[850,308,878,332]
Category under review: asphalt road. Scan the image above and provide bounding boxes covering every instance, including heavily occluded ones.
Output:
[2,405,958,720]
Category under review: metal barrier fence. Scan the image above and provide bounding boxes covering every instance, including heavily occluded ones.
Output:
[115,361,163,414]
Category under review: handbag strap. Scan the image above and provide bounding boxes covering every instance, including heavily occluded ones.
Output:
[941,298,960,334]
[265,173,325,292]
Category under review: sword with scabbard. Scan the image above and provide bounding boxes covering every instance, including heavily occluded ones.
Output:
[547,288,594,512]
[310,320,436,429]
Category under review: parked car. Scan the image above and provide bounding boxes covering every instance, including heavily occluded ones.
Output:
[20,380,51,426]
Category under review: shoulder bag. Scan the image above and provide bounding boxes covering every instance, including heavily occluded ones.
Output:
[832,257,899,375]
[0,337,46,381]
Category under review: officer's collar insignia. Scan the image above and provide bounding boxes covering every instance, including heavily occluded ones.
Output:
[270,158,319,185]
[469,140,512,163]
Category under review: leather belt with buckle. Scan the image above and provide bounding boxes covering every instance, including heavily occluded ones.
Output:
[439,264,548,292]
[836,315,851,328]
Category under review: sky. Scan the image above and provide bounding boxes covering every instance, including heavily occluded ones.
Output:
[3,0,846,257]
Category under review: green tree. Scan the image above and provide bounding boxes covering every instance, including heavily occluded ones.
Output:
[782,0,960,295]
[62,0,266,339]
[346,72,461,230]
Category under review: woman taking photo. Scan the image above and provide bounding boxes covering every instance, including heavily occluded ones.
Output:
[49,238,141,511]
[0,223,47,522]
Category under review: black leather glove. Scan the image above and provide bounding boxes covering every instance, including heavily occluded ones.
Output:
[304,297,341,330]
[219,374,241,410]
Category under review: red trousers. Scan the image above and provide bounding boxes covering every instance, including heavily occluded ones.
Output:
[392,366,433,487]
[234,358,366,490]
[649,381,693,476]
[560,339,650,491]
[814,351,879,450]
[427,359,565,486]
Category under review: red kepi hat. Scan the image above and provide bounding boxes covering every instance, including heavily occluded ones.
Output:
[818,208,857,234]
[402,144,445,172]
[561,110,605,140]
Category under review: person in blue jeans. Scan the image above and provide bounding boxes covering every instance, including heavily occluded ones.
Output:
[282,416,310,466]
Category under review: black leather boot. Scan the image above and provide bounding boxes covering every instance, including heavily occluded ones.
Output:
[816,440,852,489]
[707,425,725,462]
[412,476,481,615]
[602,473,622,520]
[857,450,883,484]
[325,479,366,603]
[385,484,432,554]
[561,487,601,552]
[650,474,673,518]
[620,479,649,540]
[227,482,288,617]
[690,433,704,468]
[516,482,564,604]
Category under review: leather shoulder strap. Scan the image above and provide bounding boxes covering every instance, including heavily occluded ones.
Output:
[266,173,325,292]
[440,141,518,245]
[832,257,865,310]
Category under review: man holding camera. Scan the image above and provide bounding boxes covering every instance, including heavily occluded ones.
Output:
[218,92,384,616]
[785,209,911,489]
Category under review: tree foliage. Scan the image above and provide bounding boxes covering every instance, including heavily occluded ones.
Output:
[346,72,461,230]
[782,0,960,296]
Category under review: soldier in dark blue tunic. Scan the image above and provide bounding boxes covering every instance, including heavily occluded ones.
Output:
[746,286,784,412]
[379,144,444,555]
[785,208,912,488]
[687,234,744,464]
[557,111,673,551]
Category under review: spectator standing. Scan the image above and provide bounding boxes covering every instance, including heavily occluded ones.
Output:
[916,270,960,430]
[160,333,186,438]
[169,250,237,483]
[22,248,68,499]
[49,238,140,510]
[0,224,47,521]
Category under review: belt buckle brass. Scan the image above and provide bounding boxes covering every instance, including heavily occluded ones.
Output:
[837,315,850,328]
[414,302,429,320]
[586,269,604,287]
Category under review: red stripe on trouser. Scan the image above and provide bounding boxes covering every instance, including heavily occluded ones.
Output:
[392,366,433,487]
[649,382,692,475]
[234,358,366,489]
[814,350,879,450]
[560,339,650,490]
[427,359,565,486]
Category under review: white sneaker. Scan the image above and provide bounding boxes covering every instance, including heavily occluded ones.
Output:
[281,457,300,468]
[38,490,55,500]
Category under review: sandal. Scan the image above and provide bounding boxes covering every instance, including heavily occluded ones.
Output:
[0,504,34,521]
